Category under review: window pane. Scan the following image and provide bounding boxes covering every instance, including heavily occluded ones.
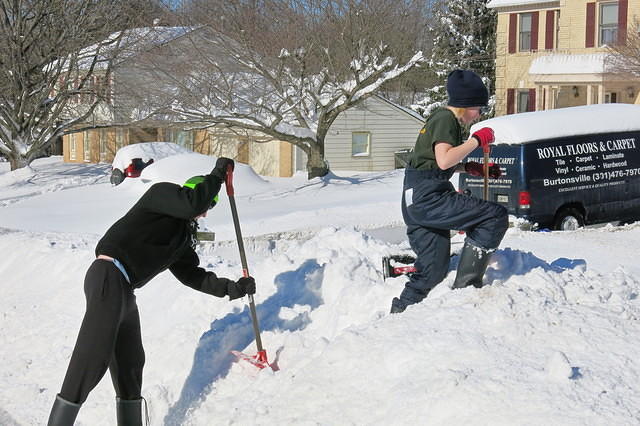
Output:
[601,28,618,45]
[520,13,532,51]
[517,92,529,113]
[83,133,90,161]
[600,4,618,25]
[352,132,370,156]
[520,14,532,31]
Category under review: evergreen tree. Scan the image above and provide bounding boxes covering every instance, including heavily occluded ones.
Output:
[414,0,496,117]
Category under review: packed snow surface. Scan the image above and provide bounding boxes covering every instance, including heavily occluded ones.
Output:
[1,157,639,425]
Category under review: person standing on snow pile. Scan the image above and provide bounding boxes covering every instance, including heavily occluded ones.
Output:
[390,69,508,314]
[47,157,256,425]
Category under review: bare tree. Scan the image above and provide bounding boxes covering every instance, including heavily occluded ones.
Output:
[607,19,640,79]
[147,0,426,178]
[0,0,157,170]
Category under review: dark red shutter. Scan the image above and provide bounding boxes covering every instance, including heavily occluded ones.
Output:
[531,12,539,51]
[508,13,517,53]
[545,11,555,49]
[528,89,536,112]
[618,0,628,45]
[507,89,515,115]
[585,3,596,48]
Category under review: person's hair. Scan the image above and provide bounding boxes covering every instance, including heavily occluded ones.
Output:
[447,106,467,119]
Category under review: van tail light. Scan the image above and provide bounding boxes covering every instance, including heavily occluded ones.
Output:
[518,191,531,209]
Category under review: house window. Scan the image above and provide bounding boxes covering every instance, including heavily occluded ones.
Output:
[69,134,77,160]
[99,129,107,161]
[599,3,618,46]
[83,132,90,162]
[169,130,194,150]
[605,92,618,103]
[116,128,124,151]
[519,13,532,51]
[517,91,530,113]
[352,132,370,157]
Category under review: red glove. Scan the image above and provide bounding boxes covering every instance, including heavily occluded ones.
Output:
[471,127,495,151]
[464,162,501,179]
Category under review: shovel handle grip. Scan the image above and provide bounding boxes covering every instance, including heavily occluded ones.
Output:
[224,164,234,196]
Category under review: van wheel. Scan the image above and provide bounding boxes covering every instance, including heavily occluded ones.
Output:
[554,208,584,231]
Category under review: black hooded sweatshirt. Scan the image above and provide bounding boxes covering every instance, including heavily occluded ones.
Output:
[95,171,234,296]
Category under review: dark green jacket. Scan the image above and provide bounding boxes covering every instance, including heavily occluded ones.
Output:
[409,107,463,176]
[95,171,233,295]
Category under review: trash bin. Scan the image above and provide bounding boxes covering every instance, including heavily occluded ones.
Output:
[394,149,413,169]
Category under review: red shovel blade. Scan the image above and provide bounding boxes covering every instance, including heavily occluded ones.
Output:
[231,350,279,371]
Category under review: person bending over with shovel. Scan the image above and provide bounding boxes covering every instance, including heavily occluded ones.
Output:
[48,157,256,425]
[390,69,508,314]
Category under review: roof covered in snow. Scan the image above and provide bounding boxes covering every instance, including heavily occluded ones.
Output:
[470,104,640,145]
[487,0,558,8]
[529,53,608,75]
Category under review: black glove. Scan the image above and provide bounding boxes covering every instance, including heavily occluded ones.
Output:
[211,157,235,180]
[227,276,256,300]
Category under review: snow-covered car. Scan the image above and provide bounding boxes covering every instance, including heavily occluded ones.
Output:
[110,142,193,185]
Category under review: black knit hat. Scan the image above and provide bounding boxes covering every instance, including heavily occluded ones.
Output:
[446,69,489,107]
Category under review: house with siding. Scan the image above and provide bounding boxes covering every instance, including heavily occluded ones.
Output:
[323,95,424,172]
[63,28,422,176]
[488,0,640,115]
[63,27,294,177]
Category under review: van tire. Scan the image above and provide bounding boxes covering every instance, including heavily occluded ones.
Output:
[554,207,584,231]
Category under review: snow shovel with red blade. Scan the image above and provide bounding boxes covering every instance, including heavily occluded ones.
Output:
[224,164,278,371]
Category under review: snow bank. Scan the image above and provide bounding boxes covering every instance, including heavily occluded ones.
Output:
[139,152,270,195]
[111,142,192,171]
[1,159,640,425]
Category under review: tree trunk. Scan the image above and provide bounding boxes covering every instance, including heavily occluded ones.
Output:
[306,143,329,179]
[8,154,28,171]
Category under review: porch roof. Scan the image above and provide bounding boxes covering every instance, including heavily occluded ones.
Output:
[528,53,617,83]
[487,0,557,8]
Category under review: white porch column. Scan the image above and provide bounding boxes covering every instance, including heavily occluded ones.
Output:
[537,85,543,110]
[544,85,552,110]
[586,85,593,105]
[597,84,605,104]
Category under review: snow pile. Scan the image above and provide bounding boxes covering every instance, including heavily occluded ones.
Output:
[139,152,269,196]
[1,158,640,425]
[111,142,193,171]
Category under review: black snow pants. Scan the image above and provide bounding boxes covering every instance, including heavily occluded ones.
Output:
[59,259,145,404]
[397,167,509,308]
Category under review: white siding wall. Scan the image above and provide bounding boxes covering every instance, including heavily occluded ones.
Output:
[324,96,423,171]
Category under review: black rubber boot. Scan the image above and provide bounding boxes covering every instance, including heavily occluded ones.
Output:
[116,397,143,426]
[452,241,493,289]
[47,394,81,426]
[390,297,406,314]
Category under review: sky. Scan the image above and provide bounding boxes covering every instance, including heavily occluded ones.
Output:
[0,154,639,425]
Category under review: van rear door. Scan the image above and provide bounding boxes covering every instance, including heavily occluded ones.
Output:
[458,144,523,215]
